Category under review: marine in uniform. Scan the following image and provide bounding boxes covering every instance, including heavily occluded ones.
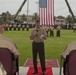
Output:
[61,41,76,59]
[49,25,54,37]
[18,24,21,31]
[22,24,25,31]
[13,24,17,31]
[9,24,12,31]
[61,41,76,75]
[30,20,47,74]
[0,25,19,59]
[26,25,29,31]
[73,25,76,32]
[5,24,8,31]
[56,25,61,37]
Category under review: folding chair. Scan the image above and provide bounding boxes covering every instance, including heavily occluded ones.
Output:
[59,50,76,75]
[0,48,19,75]
[67,50,76,75]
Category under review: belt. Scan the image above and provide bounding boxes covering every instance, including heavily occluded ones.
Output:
[33,41,43,44]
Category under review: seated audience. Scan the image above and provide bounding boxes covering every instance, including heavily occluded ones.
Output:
[61,41,76,74]
[61,41,76,59]
[0,25,19,59]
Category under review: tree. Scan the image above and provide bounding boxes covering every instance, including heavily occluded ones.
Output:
[65,15,74,29]
[1,11,12,23]
[21,14,27,21]
[1,12,7,21]
[6,11,12,21]
[32,12,38,21]
[57,15,65,19]
[65,15,73,24]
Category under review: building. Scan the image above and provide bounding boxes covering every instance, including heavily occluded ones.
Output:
[54,18,65,25]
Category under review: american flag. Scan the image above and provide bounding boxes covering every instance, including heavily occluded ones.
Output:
[39,0,54,25]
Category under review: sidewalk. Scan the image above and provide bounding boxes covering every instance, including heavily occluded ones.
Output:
[19,66,63,75]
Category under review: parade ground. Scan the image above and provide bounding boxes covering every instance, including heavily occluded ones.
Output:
[3,29,76,75]
[4,29,76,66]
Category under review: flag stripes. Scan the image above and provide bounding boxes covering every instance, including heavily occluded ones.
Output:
[39,0,54,25]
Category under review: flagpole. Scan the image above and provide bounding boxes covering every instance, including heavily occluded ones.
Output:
[53,0,54,25]
[27,0,29,25]
[36,1,39,15]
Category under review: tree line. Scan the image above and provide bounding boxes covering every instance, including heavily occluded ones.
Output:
[0,11,75,25]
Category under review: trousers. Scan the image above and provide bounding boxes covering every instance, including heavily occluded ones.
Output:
[32,41,46,72]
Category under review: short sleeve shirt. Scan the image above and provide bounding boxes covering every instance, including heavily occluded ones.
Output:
[30,27,47,43]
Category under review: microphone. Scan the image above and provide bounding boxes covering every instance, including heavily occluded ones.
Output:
[36,29,39,37]
[36,29,39,32]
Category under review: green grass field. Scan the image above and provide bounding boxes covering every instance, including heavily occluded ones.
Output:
[3,29,76,66]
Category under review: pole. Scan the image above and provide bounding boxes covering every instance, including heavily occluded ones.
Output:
[27,0,29,25]
[36,1,39,15]
[59,55,62,75]
[65,0,76,23]
[13,0,27,19]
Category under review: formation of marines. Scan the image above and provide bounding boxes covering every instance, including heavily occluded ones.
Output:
[4,23,28,31]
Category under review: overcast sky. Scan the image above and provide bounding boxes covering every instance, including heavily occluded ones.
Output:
[0,0,76,17]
